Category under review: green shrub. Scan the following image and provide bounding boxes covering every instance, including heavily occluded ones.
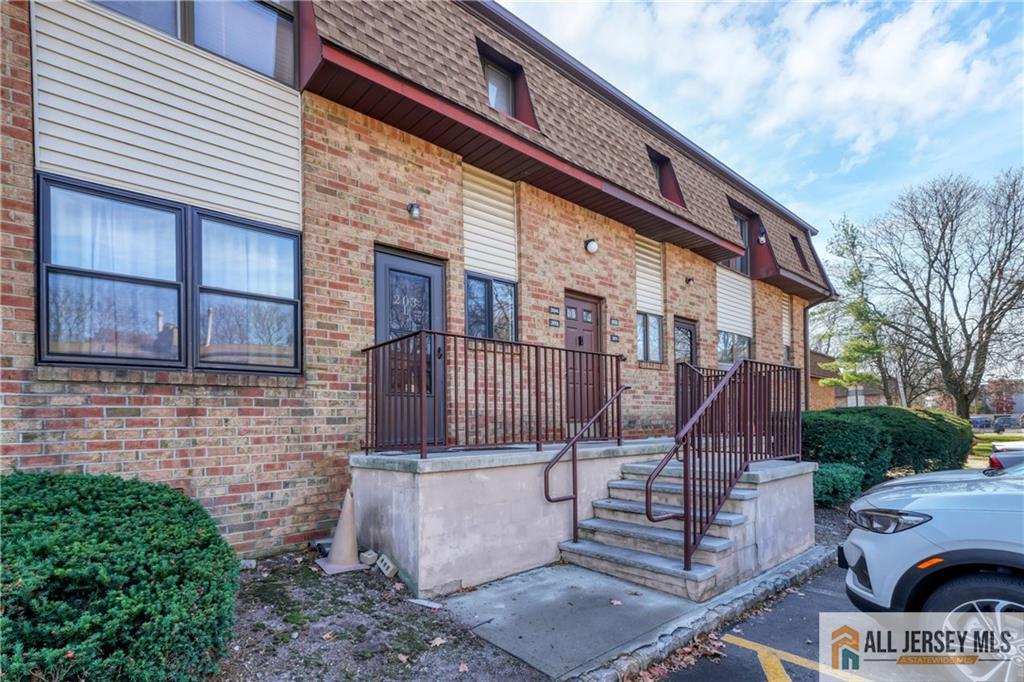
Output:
[801,410,893,489]
[814,407,972,472]
[1,473,239,681]
[813,462,864,506]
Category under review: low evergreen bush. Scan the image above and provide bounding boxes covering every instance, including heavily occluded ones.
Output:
[1,473,238,681]
[801,410,893,489]
[813,462,864,506]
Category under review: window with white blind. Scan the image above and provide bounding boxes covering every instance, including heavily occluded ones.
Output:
[635,235,664,363]
[463,166,518,340]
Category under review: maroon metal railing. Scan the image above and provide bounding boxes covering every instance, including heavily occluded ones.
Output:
[647,359,802,570]
[544,384,630,542]
[675,362,725,432]
[362,330,625,457]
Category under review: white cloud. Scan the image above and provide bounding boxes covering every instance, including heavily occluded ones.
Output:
[501,0,1021,172]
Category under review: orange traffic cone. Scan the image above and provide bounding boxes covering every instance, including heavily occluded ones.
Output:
[316,488,369,575]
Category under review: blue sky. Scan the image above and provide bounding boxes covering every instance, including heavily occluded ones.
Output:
[500,1,1024,256]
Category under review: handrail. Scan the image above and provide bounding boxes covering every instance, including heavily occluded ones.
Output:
[647,358,802,570]
[544,384,630,543]
[647,359,745,523]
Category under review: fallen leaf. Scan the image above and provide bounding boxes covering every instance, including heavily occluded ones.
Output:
[610,599,623,606]
[627,590,642,596]
[396,653,409,664]
[392,582,406,591]
[321,632,336,641]
[458,663,469,673]
[806,639,814,644]
[429,637,447,647]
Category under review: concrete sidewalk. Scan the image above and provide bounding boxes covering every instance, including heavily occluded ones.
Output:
[445,545,833,679]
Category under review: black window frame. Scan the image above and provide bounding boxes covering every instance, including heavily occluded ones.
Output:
[192,208,303,373]
[673,317,698,365]
[36,172,303,375]
[636,311,664,363]
[94,0,297,87]
[716,330,753,368]
[722,212,751,275]
[464,272,518,342]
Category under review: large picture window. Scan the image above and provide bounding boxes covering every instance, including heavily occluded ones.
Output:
[38,175,301,373]
[717,330,752,367]
[465,273,516,341]
[636,312,663,363]
[95,0,295,86]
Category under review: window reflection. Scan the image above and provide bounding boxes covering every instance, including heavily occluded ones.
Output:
[198,293,294,366]
[48,272,179,360]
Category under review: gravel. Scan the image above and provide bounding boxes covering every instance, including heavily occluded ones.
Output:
[814,504,850,548]
[214,550,544,681]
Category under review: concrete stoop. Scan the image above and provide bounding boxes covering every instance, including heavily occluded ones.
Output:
[559,458,814,603]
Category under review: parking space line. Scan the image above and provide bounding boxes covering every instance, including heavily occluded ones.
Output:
[722,634,869,682]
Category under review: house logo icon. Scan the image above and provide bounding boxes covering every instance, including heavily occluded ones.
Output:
[831,625,860,670]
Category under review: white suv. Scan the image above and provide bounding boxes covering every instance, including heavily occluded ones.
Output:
[839,463,1024,613]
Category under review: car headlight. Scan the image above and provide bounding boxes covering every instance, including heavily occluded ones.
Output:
[848,508,931,534]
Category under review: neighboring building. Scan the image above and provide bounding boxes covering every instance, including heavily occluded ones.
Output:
[808,350,838,411]
[836,385,887,407]
[2,1,833,594]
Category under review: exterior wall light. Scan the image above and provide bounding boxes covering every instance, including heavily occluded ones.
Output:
[407,203,421,220]
[584,238,599,254]
[757,226,767,245]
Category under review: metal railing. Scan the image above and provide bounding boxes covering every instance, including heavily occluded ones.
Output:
[544,384,630,542]
[675,362,725,432]
[362,330,625,457]
[646,359,802,570]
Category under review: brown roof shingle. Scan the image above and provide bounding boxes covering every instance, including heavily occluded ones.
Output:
[311,0,829,290]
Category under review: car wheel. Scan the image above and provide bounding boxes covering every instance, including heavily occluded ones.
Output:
[922,573,1024,612]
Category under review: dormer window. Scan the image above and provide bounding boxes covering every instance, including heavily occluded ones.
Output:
[483,61,515,116]
[722,212,750,275]
[791,235,810,271]
[477,40,538,128]
[646,147,685,207]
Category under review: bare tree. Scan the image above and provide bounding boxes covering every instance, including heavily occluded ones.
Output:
[855,169,1024,417]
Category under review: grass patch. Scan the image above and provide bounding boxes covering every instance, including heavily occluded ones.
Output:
[972,433,1023,456]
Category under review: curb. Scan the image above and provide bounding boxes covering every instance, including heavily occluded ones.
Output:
[574,544,836,681]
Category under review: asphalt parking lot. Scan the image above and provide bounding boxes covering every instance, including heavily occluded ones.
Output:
[669,566,860,682]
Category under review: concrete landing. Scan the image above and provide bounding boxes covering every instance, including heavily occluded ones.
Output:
[445,563,698,679]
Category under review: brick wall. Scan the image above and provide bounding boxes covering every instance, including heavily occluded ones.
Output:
[809,378,835,411]
[1,0,812,553]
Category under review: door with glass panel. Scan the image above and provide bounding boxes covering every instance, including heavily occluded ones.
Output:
[373,250,445,448]
[564,293,603,431]
[674,318,697,366]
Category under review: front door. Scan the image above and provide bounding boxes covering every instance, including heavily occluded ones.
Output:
[374,250,445,448]
[564,293,601,426]
[674,318,698,365]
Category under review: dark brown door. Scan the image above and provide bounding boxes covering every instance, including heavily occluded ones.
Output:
[564,293,601,426]
[674,318,698,365]
[374,250,445,448]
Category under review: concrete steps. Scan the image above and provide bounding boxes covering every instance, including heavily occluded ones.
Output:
[559,458,756,602]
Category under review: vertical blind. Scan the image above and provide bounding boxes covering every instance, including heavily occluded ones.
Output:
[462,165,517,281]
[782,295,792,348]
[635,234,664,315]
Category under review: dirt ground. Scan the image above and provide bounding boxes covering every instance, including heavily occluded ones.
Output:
[214,550,544,682]
[813,504,849,548]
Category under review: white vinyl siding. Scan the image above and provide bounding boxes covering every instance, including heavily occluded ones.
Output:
[31,0,302,229]
[716,266,753,337]
[463,165,517,281]
[782,295,793,348]
[635,235,664,315]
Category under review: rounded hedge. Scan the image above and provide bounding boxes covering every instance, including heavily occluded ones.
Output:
[801,410,893,489]
[1,473,239,681]
[813,462,864,506]
[812,407,973,473]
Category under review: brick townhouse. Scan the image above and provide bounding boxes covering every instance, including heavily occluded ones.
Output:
[2,0,833,593]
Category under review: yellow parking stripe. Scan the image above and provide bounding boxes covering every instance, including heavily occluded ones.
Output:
[754,649,791,682]
[722,634,869,682]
